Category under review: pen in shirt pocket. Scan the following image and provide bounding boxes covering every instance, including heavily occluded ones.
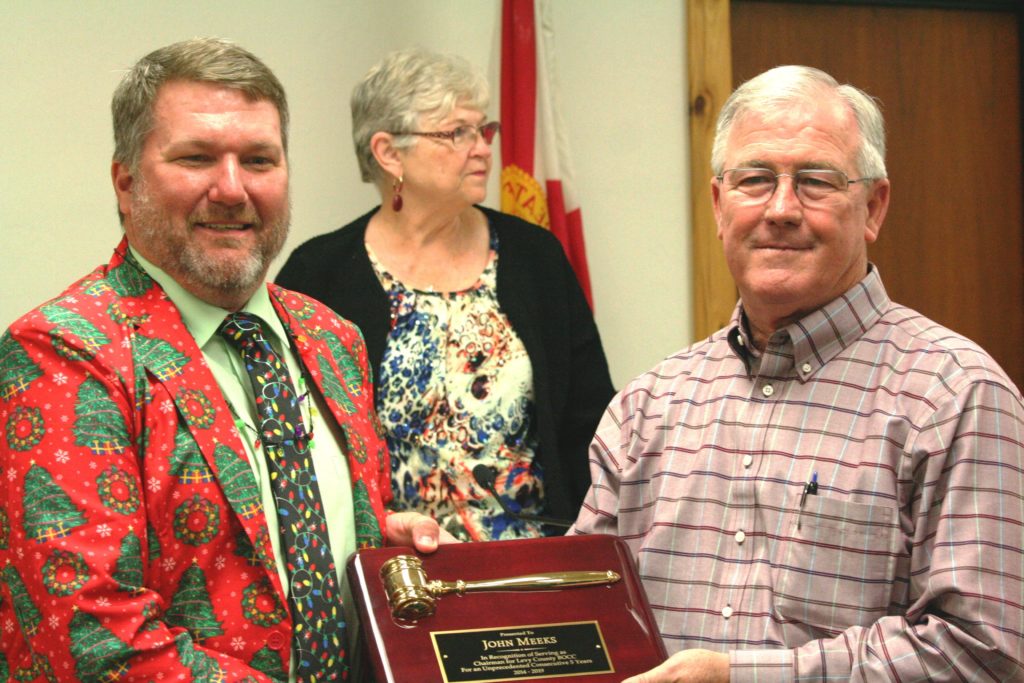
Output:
[799,471,818,508]
[797,471,818,528]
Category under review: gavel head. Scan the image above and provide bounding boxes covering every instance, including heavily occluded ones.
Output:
[380,554,437,621]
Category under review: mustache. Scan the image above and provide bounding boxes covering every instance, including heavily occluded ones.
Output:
[190,208,262,226]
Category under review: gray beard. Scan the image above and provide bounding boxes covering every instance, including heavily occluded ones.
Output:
[177,232,270,296]
[130,185,290,297]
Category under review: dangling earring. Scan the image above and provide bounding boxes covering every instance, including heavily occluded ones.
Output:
[391,175,404,212]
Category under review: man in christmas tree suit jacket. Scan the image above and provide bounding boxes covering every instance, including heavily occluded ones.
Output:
[0,38,450,682]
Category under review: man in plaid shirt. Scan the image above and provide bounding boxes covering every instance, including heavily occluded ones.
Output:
[573,66,1023,682]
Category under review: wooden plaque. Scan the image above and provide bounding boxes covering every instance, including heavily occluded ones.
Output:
[346,534,667,682]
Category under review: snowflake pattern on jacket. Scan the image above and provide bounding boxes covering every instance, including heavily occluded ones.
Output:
[0,238,390,682]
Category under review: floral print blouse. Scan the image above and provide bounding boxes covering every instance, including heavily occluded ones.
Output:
[367,228,544,541]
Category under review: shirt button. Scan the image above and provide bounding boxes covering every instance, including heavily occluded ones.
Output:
[734,530,746,544]
[722,605,734,619]
[267,631,287,650]
[742,454,753,468]
[802,363,812,374]
[761,384,774,397]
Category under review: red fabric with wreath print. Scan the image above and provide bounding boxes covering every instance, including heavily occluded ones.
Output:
[0,239,390,682]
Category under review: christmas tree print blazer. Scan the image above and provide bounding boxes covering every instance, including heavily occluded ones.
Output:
[0,239,391,682]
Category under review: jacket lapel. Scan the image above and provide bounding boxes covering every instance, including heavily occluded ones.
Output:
[269,285,389,548]
[112,245,282,585]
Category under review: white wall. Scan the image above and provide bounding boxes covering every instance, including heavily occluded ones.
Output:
[0,0,691,389]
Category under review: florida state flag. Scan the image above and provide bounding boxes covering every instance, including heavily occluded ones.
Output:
[500,0,594,307]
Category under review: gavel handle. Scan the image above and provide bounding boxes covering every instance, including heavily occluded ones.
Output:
[428,570,620,596]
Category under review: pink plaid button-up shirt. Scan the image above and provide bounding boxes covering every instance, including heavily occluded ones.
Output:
[573,268,1024,682]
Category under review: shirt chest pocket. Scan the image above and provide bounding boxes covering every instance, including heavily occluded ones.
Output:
[772,495,901,633]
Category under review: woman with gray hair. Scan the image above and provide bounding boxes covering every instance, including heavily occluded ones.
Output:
[277,48,613,542]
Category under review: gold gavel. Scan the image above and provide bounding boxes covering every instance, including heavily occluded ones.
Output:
[380,554,620,621]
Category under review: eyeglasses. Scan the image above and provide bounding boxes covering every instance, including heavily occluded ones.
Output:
[392,121,500,151]
[718,168,874,205]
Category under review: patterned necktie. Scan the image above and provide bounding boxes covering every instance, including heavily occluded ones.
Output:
[219,312,347,681]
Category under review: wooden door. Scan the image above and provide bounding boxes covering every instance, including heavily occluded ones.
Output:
[713,1,1024,388]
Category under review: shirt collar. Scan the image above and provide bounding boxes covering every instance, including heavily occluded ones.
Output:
[128,246,286,349]
[728,266,891,378]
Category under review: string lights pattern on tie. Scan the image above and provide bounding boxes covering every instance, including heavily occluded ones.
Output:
[219,312,347,681]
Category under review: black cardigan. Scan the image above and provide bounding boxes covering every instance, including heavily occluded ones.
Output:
[276,206,614,519]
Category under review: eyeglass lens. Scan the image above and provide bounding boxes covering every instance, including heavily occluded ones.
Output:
[455,122,500,149]
[723,169,849,202]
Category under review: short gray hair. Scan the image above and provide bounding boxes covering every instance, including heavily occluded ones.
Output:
[711,65,886,179]
[112,37,289,173]
[351,47,489,182]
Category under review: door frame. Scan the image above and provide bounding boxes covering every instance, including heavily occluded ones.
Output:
[686,0,1024,340]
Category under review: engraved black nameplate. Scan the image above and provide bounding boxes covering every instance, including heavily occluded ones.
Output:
[431,621,613,682]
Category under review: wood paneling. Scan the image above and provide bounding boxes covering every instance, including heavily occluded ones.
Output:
[687,0,737,339]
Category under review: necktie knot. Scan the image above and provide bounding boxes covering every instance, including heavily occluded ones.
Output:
[219,311,267,350]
